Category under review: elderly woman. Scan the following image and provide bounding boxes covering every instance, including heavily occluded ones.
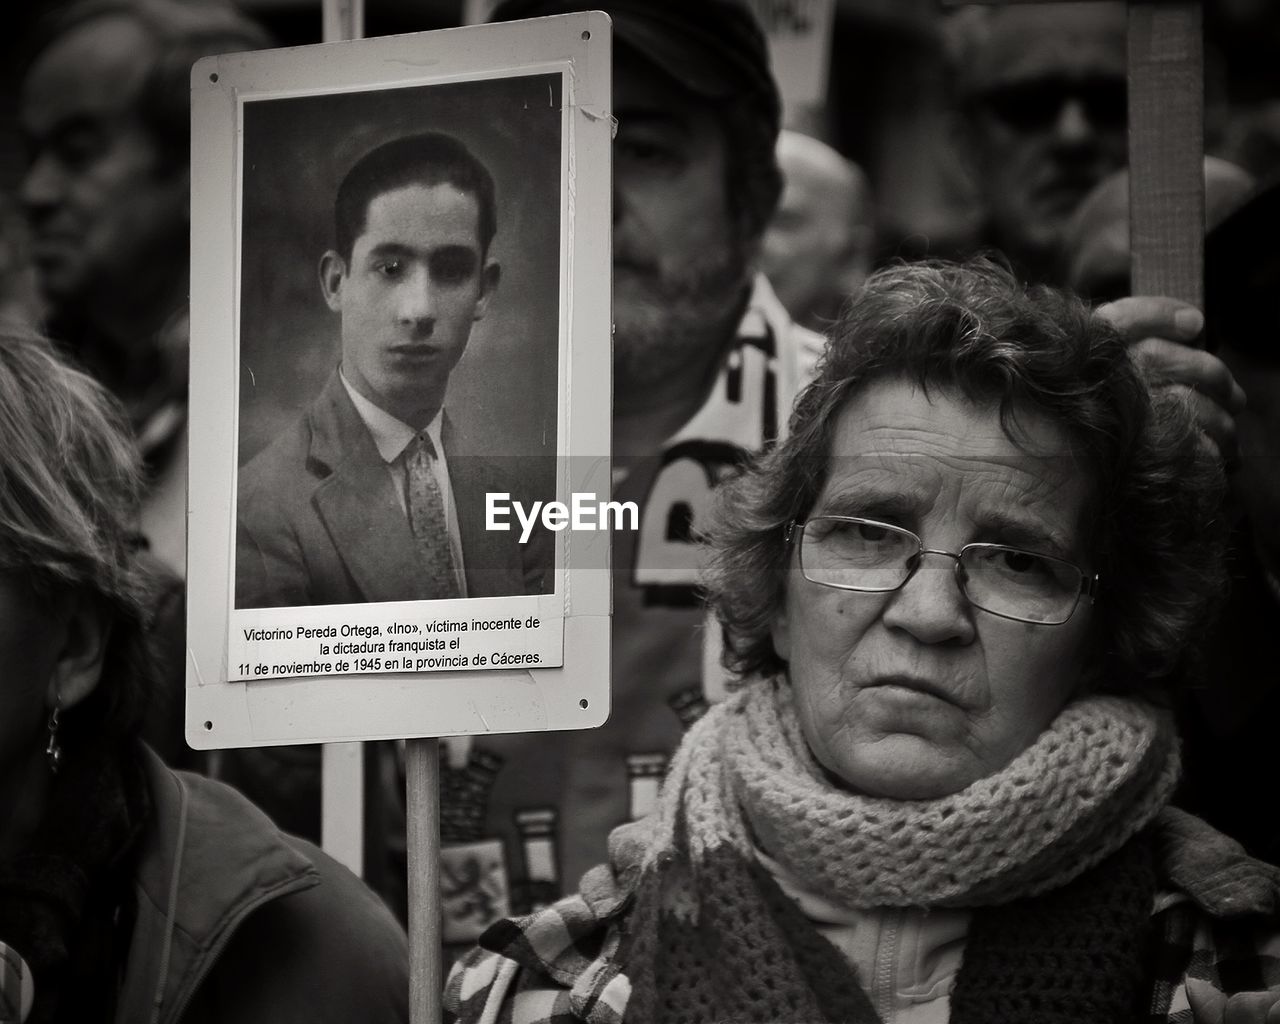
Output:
[0,332,409,1023]
[448,260,1280,1023]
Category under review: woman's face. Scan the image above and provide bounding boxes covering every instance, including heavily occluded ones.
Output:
[772,378,1096,800]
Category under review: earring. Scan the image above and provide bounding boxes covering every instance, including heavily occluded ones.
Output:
[46,699,62,775]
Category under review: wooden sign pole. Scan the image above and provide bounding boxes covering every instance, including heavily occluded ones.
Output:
[1127,0,1203,305]
[316,1,367,880]
[406,738,443,1024]
[319,2,442,1022]
[317,0,367,880]
[323,0,365,42]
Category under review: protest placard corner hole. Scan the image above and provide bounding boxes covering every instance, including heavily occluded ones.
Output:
[581,30,590,41]
[579,698,589,709]
[209,72,219,83]
[203,720,214,731]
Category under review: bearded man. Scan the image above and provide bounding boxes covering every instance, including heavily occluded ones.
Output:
[415,0,826,946]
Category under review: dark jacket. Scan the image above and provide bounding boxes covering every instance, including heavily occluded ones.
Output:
[1176,525,1280,864]
[235,370,550,609]
[118,749,409,1024]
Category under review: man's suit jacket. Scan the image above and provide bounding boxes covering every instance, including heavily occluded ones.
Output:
[236,371,550,608]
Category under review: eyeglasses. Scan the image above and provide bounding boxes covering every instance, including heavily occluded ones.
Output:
[786,516,1100,626]
[974,76,1127,134]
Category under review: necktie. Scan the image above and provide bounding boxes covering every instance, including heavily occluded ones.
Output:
[404,431,461,599]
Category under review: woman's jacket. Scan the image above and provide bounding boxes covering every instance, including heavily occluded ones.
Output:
[117,748,409,1024]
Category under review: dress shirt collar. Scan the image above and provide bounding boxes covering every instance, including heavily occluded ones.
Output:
[340,369,445,464]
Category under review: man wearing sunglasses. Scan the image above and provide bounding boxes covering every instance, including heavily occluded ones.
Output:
[947,2,1128,286]
[946,2,1247,468]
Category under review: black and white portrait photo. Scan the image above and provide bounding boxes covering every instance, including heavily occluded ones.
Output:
[234,73,562,610]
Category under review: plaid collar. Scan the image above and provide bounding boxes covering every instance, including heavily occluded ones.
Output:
[464,885,633,1024]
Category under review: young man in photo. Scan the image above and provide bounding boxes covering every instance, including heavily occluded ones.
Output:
[236,132,549,609]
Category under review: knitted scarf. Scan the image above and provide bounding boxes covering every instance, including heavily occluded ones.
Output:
[617,677,1180,1024]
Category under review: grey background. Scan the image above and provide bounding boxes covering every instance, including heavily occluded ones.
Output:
[237,71,563,485]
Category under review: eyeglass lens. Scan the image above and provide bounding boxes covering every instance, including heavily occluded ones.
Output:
[978,76,1127,133]
[799,518,1084,624]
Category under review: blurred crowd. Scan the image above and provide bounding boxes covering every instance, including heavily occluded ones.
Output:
[2,0,1280,1021]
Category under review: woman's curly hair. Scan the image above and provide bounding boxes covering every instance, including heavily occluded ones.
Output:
[0,331,154,743]
[701,257,1228,697]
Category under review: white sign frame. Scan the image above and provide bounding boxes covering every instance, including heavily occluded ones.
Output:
[187,14,612,749]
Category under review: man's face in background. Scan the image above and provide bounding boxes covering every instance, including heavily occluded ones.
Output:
[611,53,753,396]
[321,181,498,430]
[762,132,871,329]
[20,15,189,321]
[960,4,1128,276]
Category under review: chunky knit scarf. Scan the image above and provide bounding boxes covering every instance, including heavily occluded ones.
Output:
[616,676,1180,1024]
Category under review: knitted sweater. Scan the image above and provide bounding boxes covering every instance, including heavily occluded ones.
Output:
[758,847,967,1024]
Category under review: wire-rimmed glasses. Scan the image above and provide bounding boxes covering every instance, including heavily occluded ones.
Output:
[786,516,1100,626]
